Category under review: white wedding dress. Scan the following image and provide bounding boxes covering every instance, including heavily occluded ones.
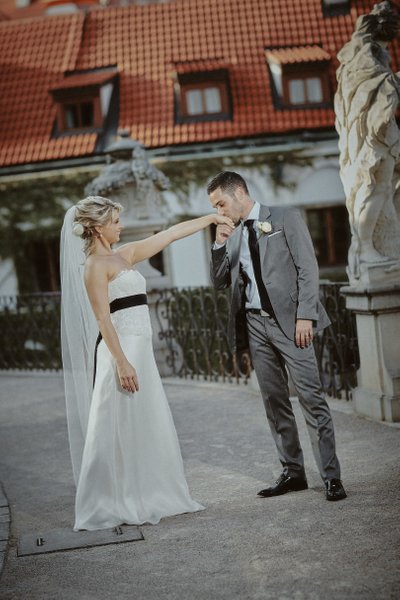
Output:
[74,269,204,531]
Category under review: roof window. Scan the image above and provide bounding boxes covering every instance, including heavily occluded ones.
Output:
[321,0,350,17]
[174,68,232,123]
[266,46,331,109]
[49,68,118,135]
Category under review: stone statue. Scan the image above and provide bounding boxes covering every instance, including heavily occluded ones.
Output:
[84,132,171,289]
[130,143,170,218]
[85,136,169,221]
[335,1,400,283]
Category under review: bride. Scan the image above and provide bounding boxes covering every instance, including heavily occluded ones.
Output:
[60,195,234,531]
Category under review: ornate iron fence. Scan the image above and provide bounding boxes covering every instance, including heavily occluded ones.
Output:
[155,283,359,399]
[0,293,61,371]
[314,283,359,399]
[0,284,359,399]
[154,286,251,384]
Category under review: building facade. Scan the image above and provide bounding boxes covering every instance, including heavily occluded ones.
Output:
[1,0,398,294]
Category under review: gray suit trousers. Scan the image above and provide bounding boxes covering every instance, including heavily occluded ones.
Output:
[247,312,341,482]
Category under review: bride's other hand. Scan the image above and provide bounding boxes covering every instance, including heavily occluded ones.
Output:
[117,359,139,393]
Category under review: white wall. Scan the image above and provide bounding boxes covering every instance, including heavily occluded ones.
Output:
[0,258,18,296]
[162,145,345,288]
[167,230,210,288]
[0,141,345,294]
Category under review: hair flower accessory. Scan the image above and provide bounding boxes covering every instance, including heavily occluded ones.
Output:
[256,220,272,234]
[72,222,85,237]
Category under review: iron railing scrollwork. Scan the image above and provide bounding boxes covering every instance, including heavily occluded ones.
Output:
[0,284,359,399]
[155,287,251,383]
[314,283,359,399]
[0,293,61,371]
[155,283,359,399]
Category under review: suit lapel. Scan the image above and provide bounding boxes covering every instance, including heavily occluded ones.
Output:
[258,204,272,263]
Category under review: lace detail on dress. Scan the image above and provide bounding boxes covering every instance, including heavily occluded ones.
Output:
[108,270,152,337]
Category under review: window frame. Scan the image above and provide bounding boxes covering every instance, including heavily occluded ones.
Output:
[175,69,232,124]
[281,65,331,109]
[56,88,104,134]
[56,92,103,133]
[50,69,118,137]
[321,0,350,17]
[181,81,228,118]
[305,204,350,269]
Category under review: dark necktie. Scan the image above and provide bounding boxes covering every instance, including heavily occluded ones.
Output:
[244,220,274,316]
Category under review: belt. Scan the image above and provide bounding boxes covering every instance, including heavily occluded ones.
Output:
[93,293,148,386]
[246,308,271,317]
[109,293,147,313]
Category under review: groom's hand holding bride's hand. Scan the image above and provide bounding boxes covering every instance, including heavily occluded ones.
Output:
[214,215,235,245]
[117,359,139,394]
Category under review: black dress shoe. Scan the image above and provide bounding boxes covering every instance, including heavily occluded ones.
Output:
[325,479,347,501]
[257,473,308,498]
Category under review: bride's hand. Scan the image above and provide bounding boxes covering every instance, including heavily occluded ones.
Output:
[214,215,235,228]
[117,359,139,393]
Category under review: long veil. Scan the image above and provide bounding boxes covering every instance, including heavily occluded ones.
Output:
[60,206,98,485]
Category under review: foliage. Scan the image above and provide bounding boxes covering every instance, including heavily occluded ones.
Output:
[0,149,311,291]
[0,170,97,292]
[157,151,312,203]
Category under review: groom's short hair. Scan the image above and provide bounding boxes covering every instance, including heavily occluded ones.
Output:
[207,171,249,197]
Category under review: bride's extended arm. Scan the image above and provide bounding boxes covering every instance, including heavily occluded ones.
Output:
[119,214,234,265]
[84,261,139,393]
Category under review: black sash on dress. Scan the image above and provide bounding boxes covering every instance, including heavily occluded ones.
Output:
[93,293,148,386]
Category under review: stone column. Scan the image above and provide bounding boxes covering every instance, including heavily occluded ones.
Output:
[335,2,400,422]
[342,266,400,422]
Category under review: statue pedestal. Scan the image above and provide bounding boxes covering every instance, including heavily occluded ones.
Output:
[341,279,400,422]
[358,259,400,285]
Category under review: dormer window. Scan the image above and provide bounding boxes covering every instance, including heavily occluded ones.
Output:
[184,84,224,117]
[175,68,232,123]
[64,100,96,130]
[321,0,350,17]
[287,74,324,105]
[50,68,118,135]
[266,46,331,109]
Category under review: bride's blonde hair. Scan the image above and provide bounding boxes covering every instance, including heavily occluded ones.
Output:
[73,196,123,255]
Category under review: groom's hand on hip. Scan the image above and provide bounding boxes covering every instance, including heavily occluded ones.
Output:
[295,319,314,348]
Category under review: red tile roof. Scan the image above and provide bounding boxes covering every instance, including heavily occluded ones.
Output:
[266,46,331,65]
[49,68,118,92]
[1,0,400,167]
[0,0,48,20]
[172,59,232,74]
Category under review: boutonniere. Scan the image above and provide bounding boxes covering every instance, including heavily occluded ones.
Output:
[255,220,272,235]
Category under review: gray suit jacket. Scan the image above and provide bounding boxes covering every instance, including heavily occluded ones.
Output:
[210,205,331,354]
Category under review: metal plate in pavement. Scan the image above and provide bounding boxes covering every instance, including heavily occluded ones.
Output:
[17,525,144,556]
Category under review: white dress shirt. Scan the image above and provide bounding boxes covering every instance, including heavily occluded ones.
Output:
[240,202,262,309]
[214,202,262,309]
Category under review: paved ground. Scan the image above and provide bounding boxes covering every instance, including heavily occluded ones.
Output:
[0,373,399,600]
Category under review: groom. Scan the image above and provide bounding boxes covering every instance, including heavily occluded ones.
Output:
[208,171,346,501]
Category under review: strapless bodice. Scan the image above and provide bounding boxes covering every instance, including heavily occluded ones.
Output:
[108,269,152,337]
